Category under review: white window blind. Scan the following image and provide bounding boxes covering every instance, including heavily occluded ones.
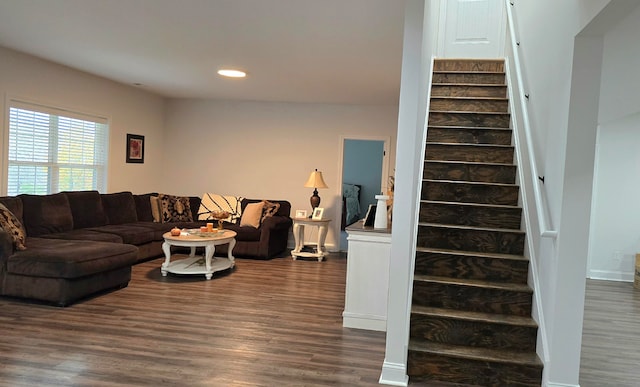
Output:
[7,101,109,195]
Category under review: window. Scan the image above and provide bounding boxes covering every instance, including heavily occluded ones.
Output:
[7,101,108,195]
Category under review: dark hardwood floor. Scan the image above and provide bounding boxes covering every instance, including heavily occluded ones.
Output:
[0,252,385,386]
[0,253,637,386]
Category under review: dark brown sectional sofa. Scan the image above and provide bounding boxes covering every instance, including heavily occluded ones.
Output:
[0,191,292,306]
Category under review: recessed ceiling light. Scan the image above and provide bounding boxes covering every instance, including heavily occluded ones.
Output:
[217,69,247,78]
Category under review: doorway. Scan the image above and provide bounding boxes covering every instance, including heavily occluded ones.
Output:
[336,136,390,251]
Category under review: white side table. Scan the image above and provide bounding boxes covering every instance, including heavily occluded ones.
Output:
[291,218,331,262]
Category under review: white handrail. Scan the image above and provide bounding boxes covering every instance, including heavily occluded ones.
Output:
[505,0,558,239]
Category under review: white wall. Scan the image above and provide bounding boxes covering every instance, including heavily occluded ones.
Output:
[162,99,398,250]
[589,3,640,281]
[0,46,166,194]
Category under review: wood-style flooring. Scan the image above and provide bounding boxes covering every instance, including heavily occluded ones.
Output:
[0,254,638,386]
[0,253,385,386]
[579,279,640,386]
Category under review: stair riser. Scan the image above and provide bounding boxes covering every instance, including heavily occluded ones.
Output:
[410,314,537,351]
[433,72,505,85]
[424,162,517,184]
[412,280,532,316]
[427,127,512,145]
[414,250,529,283]
[417,225,525,255]
[430,98,508,113]
[434,60,505,72]
[426,144,514,164]
[420,202,522,230]
[429,112,510,128]
[422,181,519,206]
[407,351,542,387]
[431,84,507,98]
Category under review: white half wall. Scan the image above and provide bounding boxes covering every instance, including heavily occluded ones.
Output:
[0,46,166,194]
[162,99,398,250]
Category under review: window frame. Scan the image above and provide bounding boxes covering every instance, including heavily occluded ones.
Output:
[3,98,110,196]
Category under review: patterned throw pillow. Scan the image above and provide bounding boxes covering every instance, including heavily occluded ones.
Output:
[0,203,26,250]
[158,194,193,223]
[261,200,281,223]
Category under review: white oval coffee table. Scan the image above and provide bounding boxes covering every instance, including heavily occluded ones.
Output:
[161,229,236,280]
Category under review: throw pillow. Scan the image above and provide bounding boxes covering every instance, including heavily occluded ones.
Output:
[158,194,193,223]
[0,203,26,250]
[150,196,162,222]
[261,200,281,223]
[240,202,265,228]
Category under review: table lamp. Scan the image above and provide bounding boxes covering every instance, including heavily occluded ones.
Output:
[304,169,328,212]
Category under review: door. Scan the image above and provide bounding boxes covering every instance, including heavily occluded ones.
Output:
[437,0,506,58]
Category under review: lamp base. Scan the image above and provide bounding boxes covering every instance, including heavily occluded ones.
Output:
[310,189,321,213]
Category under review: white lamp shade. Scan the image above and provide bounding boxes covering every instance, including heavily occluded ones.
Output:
[304,169,328,189]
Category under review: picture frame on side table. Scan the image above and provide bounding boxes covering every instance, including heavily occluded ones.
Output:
[295,210,307,218]
[126,134,145,163]
[311,207,324,220]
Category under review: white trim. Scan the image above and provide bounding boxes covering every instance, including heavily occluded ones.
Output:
[588,269,634,282]
[341,312,386,331]
[379,360,409,386]
[545,383,580,387]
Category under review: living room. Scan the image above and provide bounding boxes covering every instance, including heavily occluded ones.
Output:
[0,2,403,253]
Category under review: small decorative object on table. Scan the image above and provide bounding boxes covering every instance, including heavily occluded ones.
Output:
[210,210,230,230]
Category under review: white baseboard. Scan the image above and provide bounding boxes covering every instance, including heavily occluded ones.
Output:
[545,382,579,387]
[342,311,386,331]
[588,269,633,282]
[379,360,409,386]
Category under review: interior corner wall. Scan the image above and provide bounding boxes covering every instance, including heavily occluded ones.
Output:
[162,99,398,250]
[0,46,166,194]
[588,3,640,282]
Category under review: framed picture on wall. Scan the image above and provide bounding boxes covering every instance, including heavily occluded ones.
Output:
[126,134,145,163]
[312,207,324,220]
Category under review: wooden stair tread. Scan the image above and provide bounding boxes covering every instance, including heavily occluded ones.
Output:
[427,142,513,149]
[415,246,528,261]
[432,82,506,87]
[430,110,510,115]
[423,178,518,187]
[431,96,508,102]
[428,124,512,131]
[414,275,532,293]
[408,340,542,367]
[433,71,505,75]
[419,222,524,234]
[411,305,538,328]
[425,159,516,167]
[421,199,520,210]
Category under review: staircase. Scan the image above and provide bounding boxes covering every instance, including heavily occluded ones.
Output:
[407,59,543,386]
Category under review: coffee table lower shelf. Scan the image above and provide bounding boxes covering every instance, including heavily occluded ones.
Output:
[162,255,234,279]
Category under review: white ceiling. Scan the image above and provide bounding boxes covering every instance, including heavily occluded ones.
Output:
[0,0,407,105]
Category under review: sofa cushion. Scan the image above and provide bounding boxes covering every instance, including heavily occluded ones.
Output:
[0,196,24,224]
[6,237,137,279]
[64,190,108,229]
[158,194,193,223]
[86,224,156,245]
[20,193,74,236]
[40,229,124,244]
[0,202,27,250]
[101,192,138,224]
[133,193,157,222]
[240,202,264,228]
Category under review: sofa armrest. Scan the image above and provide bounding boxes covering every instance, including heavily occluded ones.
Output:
[261,215,293,230]
[255,216,292,258]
